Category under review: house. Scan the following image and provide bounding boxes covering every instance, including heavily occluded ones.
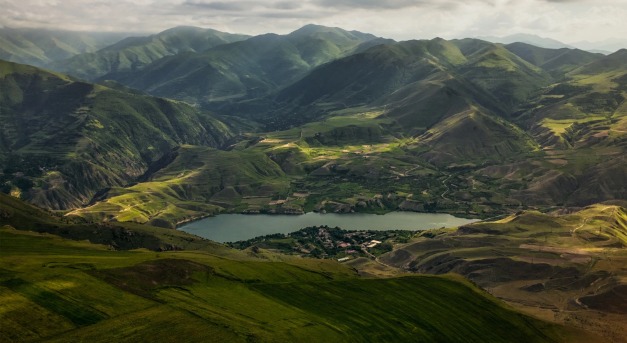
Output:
[366,240,382,248]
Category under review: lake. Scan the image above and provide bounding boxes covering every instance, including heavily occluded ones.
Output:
[178,212,479,243]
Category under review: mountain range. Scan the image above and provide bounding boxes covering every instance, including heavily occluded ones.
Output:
[0,24,624,226]
[0,27,131,68]
[1,24,626,342]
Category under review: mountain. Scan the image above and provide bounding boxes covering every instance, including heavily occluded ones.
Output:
[505,42,603,76]
[0,29,624,226]
[97,24,392,106]
[252,38,551,130]
[0,27,130,68]
[570,38,627,54]
[0,59,234,210]
[48,26,250,81]
[478,33,573,49]
[413,110,538,166]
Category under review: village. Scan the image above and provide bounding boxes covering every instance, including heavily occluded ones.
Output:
[227,226,415,260]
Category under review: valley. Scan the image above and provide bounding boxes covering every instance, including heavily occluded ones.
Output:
[0,22,625,342]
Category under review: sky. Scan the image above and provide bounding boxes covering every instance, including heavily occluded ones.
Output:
[1,0,626,44]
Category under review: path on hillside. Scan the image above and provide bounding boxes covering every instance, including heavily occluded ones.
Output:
[441,174,452,201]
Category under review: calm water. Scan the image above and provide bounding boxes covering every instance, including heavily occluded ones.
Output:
[179,212,478,243]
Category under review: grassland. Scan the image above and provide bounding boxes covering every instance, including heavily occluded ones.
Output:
[0,221,587,342]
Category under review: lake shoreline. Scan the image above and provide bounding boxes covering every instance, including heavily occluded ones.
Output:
[175,208,484,229]
[178,211,480,243]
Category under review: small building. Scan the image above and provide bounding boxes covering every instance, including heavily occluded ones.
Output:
[337,257,351,262]
[366,240,382,248]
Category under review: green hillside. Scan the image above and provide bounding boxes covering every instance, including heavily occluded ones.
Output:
[70,146,291,226]
[0,59,234,210]
[412,109,538,166]
[48,26,249,81]
[0,194,585,342]
[0,27,129,68]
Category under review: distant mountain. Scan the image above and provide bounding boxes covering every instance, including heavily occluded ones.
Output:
[569,48,627,75]
[48,26,250,81]
[478,33,573,49]
[98,24,392,105]
[0,27,130,67]
[570,38,627,54]
[504,42,602,76]
[0,59,234,210]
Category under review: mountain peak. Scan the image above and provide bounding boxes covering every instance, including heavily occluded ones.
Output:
[289,24,343,36]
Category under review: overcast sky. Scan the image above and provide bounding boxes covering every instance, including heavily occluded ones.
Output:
[1,0,625,44]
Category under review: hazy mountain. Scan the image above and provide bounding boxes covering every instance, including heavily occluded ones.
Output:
[0,27,130,68]
[99,24,392,106]
[570,38,627,54]
[505,42,603,76]
[477,33,573,49]
[0,59,234,210]
[49,26,250,81]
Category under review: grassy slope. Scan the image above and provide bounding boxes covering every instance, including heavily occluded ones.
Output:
[0,192,236,253]
[379,203,627,341]
[70,146,290,226]
[0,220,580,342]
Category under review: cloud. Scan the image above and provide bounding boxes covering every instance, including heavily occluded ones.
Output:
[0,0,625,45]
[184,1,251,11]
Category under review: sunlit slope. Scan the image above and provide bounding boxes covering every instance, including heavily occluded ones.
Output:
[0,223,583,342]
[69,146,291,226]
